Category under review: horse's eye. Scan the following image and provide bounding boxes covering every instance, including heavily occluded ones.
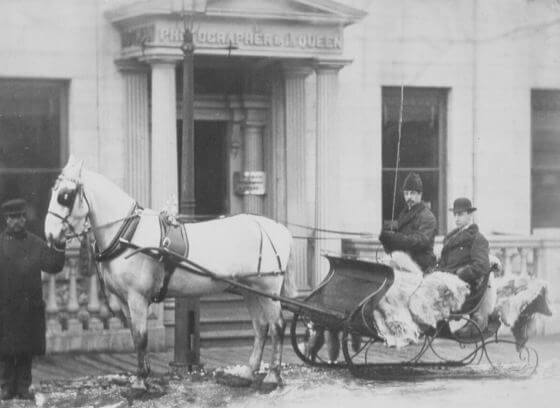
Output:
[57,189,77,208]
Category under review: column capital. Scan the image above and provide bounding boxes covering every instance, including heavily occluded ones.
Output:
[282,62,313,79]
[115,58,149,73]
[314,58,351,73]
[140,55,182,66]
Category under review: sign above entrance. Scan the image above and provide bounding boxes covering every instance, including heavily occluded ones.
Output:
[234,171,266,196]
[156,27,342,50]
[120,18,344,58]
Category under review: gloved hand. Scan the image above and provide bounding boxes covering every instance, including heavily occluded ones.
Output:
[456,265,476,283]
[378,230,395,252]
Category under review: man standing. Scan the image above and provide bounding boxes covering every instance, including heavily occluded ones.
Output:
[437,197,490,289]
[0,198,66,400]
[379,172,437,272]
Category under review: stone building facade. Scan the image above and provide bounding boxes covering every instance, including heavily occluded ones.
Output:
[1,0,560,350]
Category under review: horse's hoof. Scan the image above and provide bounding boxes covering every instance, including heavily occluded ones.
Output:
[260,370,282,392]
[130,377,148,392]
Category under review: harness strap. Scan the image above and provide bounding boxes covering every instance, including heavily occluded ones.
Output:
[257,222,264,275]
[151,258,175,304]
[255,220,283,272]
[151,215,190,303]
[93,256,116,317]
[95,203,141,262]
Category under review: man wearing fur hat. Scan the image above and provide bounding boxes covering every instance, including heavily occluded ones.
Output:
[438,197,490,289]
[379,172,437,272]
[0,198,66,400]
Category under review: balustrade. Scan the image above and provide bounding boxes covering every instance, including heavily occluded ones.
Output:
[42,242,156,353]
[341,235,560,279]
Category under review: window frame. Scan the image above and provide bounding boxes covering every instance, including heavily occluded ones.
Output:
[381,86,448,234]
[531,89,560,230]
[0,78,69,234]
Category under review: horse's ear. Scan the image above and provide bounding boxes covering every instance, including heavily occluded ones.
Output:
[77,160,85,179]
[66,155,76,167]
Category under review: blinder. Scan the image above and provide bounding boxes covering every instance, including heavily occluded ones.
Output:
[57,186,79,209]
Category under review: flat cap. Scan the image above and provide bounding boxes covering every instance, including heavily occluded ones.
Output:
[1,198,27,216]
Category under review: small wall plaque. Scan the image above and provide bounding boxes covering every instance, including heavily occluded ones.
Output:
[234,171,266,195]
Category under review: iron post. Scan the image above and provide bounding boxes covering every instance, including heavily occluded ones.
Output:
[172,26,201,371]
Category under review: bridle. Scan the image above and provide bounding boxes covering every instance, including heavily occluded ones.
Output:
[48,175,138,244]
[48,175,88,241]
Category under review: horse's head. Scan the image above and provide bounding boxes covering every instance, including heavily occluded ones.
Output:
[45,156,90,245]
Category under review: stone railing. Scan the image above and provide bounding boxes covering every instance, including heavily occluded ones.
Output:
[43,243,165,353]
[342,235,560,278]
[341,234,560,335]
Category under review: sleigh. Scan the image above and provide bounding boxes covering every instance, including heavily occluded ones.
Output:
[285,256,541,379]
[120,237,540,379]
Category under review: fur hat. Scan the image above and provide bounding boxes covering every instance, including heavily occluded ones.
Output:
[1,198,27,216]
[402,172,423,193]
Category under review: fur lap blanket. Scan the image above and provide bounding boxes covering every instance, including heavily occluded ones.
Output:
[494,275,553,349]
[373,252,553,349]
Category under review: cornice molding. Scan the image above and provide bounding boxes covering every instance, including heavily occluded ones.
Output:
[105,0,366,26]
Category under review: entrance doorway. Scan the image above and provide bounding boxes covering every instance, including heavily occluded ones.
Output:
[177,120,228,217]
[194,121,228,216]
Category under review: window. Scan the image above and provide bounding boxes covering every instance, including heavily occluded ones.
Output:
[382,87,447,233]
[0,79,67,235]
[531,90,560,229]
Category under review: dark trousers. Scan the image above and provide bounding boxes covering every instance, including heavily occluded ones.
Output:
[0,354,32,396]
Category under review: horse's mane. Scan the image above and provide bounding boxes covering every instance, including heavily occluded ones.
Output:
[62,158,135,211]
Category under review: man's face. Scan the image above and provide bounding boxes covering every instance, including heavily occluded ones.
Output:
[403,190,422,208]
[454,211,472,228]
[5,213,26,233]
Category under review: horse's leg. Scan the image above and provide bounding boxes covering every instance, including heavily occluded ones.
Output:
[325,329,340,363]
[307,324,325,361]
[260,298,285,387]
[240,294,268,382]
[127,292,151,390]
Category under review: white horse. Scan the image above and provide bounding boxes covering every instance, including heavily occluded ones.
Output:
[44,157,294,389]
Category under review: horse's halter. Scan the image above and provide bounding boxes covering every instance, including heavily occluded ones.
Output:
[48,175,89,241]
[48,174,139,245]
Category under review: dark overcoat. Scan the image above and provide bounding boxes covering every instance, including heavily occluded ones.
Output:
[379,202,437,272]
[0,230,65,356]
[437,224,490,287]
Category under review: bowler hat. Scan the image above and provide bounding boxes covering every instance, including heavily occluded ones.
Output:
[1,198,27,216]
[402,172,423,193]
[450,197,477,213]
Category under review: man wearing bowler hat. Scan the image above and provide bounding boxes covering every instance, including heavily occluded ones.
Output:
[437,197,490,289]
[0,198,66,400]
[379,172,437,272]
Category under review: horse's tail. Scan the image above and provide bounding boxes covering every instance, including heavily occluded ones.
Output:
[280,236,297,299]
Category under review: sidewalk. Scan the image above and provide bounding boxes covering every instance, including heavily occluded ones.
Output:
[31,344,303,385]
[31,334,560,386]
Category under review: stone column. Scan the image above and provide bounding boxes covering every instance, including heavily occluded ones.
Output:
[144,58,179,349]
[314,62,343,285]
[118,61,150,206]
[241,97,268,215]
[242,122,265,214]
[267,71,286,222]
[148,60,180,212]
[284,64,313,290]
